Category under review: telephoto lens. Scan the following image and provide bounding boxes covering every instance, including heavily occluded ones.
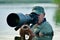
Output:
[7,12,38,31]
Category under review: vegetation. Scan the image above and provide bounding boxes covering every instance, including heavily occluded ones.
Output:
[53,0,60,25]
[0,0,53,4]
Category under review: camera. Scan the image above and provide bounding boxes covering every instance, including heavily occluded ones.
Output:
[6,12,38,31]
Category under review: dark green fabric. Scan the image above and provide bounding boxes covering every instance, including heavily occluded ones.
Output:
[32,6,45,14]
[31,21,53,40]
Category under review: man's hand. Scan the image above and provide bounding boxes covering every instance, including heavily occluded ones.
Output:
[20,24,35,40]
[39,32,43,37]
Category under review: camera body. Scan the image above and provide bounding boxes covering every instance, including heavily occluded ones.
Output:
[7,12,38,31]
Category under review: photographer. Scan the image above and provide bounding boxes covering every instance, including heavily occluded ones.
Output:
[30,6,54,40]
[6,6,54,40]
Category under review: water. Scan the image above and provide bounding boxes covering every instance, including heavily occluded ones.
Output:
[0,4,57,40]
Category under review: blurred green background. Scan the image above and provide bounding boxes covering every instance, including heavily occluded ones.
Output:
[54,0,60,25]
[0,0,53,3]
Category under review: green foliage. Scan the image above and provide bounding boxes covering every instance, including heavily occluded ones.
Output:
[54,0,60,4]
[0,0,53,4]
[55,9,60,23]
[54,0,60,24]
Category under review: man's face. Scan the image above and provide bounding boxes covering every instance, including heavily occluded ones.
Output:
[37,13,45,24]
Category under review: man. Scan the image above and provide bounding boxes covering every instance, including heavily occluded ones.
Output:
[30,6,54,40]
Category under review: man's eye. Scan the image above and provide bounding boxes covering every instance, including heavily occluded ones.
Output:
[38,15,40,16]
[38,15,40,17]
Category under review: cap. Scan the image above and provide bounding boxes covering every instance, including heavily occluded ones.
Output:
[32,6,45,14]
